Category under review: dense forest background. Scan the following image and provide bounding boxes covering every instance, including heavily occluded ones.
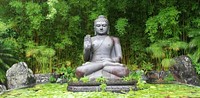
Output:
[0,0,200,82]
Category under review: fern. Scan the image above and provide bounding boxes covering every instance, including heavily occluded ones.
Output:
[146,43,164,58]
[161,58,175,69]
[187,18,200,74]
[26,44,55,73]
[146,38,188,70]
[0,43,18,83]
[189,36,200,48]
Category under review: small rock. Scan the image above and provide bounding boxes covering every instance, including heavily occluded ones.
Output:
[56,77,67,84]
[0,85,6,94]
[35,73,51,84]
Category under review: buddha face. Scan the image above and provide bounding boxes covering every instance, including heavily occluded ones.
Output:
[94,21,108,35]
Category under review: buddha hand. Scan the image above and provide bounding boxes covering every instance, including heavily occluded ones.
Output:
[84,34,92,50]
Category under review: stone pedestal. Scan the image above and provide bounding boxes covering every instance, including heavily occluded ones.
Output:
[67,79,137,92]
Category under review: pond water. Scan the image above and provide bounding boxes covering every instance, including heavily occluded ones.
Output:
[1,83,200,98]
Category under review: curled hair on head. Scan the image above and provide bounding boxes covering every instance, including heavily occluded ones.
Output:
[94,15,110,35]
[94,15,109,25]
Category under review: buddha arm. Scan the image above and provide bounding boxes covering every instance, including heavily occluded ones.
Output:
[83,48,91,62]
[112,37,123,63]
[83,35,92,62]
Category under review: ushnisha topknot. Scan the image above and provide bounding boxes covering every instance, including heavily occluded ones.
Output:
[94,15,109,25]
[98,15,106,18]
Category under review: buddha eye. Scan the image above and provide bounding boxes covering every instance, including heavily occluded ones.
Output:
[102,24,107,27]
[96,24,101,27]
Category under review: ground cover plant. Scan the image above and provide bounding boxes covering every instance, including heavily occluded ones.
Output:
[1,83,200,98]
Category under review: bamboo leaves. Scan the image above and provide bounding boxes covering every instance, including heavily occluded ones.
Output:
[115,18,128,35]
[26,2,43,30]
[145,7,180,42]
[9,1,23,14]
[46,0,58,20]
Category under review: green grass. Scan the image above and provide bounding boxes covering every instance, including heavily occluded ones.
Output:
[1,83,200,98]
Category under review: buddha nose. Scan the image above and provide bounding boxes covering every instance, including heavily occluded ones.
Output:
[100,27,103,30]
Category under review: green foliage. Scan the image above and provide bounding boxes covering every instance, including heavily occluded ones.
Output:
[46,0,58,20]
[188,18,200,74]
[80,76,89,83]
[0,45,15,68]
[122,75,134,82]
[25,2,43,30]
[26,43,55,73]
[123,70,144,82]
[95,77,108,92]
[163,72,175,81]
[137,76,147,89]
[146,38,188,70]
[123,70,147,90]
[115,18,128,35]
[9,1,23,14]
[0,20,18,83]
[0,0,200,77]
[0,69,6,83]
[54,64,75,81]
[99,83,107,92]
[161,58,175,69]
[0,21,8,34]
[96,77,107,83]
[49,75,56,83]
[0,42,18,83]
[194,63,200,75]
[141,61,153,72]
[71,77,78,83]
[146,39,188,58]
[145,7,180,42]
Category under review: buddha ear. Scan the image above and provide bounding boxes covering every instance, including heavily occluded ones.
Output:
[107,26,110,34]
[94,31,96,35]
[94,28,96,35]
[94,26,96,35]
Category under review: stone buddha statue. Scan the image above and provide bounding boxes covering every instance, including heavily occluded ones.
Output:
[76,15,129,80]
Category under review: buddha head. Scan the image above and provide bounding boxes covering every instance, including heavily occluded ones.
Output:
[94,15,109,35]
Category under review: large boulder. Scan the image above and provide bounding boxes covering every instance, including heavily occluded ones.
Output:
[170,55,200,86]
[6,62,36,89]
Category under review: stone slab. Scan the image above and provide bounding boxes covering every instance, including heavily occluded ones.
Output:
[67,85,137,92]
[67,79,137,92]
[68,79,137,86]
